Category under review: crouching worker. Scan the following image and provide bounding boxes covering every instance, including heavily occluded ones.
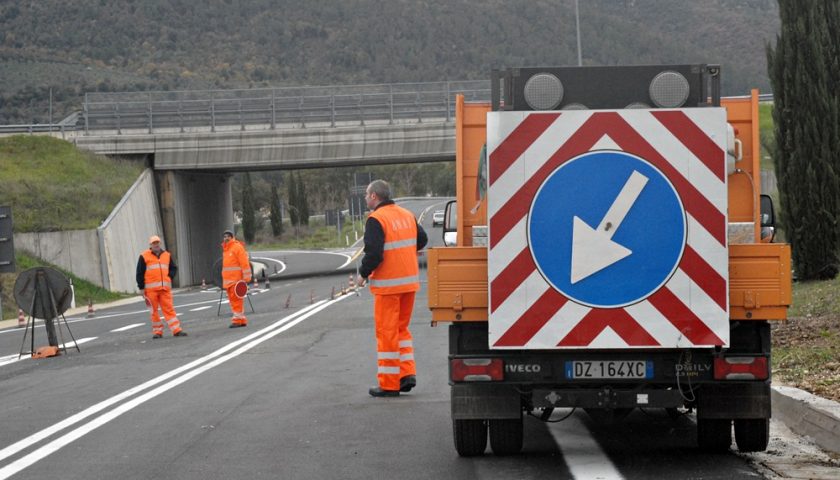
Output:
[136,235,187,339]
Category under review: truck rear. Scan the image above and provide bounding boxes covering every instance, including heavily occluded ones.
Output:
[427,65,792,456]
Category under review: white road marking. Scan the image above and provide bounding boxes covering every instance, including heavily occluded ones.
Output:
[0,296,349,478]
[110,323,145,332]
[189,306,212,312]
[0,338,98,367]
[548,413,624,480]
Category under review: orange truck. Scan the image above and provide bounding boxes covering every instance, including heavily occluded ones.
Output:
[427,65,791,456]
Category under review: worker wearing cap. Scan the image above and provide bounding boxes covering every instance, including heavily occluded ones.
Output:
[136,235,186,339]
[222,229,252,328]
[356,180,428,397]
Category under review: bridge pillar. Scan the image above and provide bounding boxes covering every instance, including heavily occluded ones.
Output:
[157,171,233,287]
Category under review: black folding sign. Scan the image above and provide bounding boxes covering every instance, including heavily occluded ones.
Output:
[0,206,15,273]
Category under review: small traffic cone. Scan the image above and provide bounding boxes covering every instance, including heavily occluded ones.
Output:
[253,276,259,288]
[284,293,291,309]
[17,309,25,328]
[86,299,95,318]
[263,272,270,289]
[201,278,207,290]
[331,286,335,299]
[310,289,314,304]
[348,274,354,291]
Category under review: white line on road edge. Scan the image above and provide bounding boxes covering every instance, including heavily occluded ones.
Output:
[547,414,624,480]
[189,306,213,312]
[0,338,98,368]
[0,297,340,475]
[110,323,145,332]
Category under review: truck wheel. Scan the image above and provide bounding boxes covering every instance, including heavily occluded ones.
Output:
[453,419,487,456]
[489,417,523,456]
[697,418,731,452]
[734,418,769,452]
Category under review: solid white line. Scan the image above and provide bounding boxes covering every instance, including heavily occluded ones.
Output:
[0,294,350,479]
[110,323,145,332]
[60,337,97,348]
[547,413,624,480]
[0,299,328,467]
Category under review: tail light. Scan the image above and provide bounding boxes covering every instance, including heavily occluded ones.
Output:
[451,358,504,382]
[714,356,768,380]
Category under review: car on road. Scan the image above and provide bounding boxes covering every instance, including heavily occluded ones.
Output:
[432,210,445,226]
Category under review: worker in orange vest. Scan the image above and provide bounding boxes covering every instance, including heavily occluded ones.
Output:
[136,235,187,339]
[356,180,428,397]
[222,229,252,328]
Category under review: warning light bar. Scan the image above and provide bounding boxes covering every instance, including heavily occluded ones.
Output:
[713,356,769,380]
[451,358,504,382]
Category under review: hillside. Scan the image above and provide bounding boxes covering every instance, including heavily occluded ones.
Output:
[0,0,779,124]
[0,136,143,231]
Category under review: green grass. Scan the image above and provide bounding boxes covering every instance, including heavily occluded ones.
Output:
[788,275,840,318]
[1,252,127,321]
[251,220,366,250]
[0,135,143,232]
[758,103,775,171]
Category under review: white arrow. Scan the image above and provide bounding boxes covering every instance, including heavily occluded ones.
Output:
[571,170,649,284]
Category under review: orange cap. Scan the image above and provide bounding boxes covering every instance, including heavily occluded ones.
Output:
[149,235,161,245]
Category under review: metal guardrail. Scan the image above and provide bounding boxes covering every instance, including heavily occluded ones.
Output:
[0,84,775,136]
[82,81,492,135]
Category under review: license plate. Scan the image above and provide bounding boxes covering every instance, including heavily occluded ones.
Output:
[565,360,653,379]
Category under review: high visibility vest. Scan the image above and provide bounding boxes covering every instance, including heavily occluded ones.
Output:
[222,239,251,288]
[368,204,420,295]
[143,250,172,291]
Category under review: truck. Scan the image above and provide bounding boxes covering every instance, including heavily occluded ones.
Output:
[426,65,792,456]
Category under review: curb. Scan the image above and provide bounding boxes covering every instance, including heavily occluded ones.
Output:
[772,385,840,455]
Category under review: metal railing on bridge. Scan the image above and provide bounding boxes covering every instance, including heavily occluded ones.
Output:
[82,81,491,134]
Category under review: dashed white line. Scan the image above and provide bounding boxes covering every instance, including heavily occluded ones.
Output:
[548,413,624,480]
[110,323,145,332]
[189,306,213,312]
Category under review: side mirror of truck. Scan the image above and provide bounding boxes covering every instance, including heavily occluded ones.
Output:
[759,194,776,243]
[443,200,457,246]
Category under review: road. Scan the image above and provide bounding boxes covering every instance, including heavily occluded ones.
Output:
[0,197,824,479]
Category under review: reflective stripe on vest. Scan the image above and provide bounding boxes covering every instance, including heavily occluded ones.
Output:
[145,281,171,289]
[377,351,400,360]
[383,238,416,251]
[369,274,420,288]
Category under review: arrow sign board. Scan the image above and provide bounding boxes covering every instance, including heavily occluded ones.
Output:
[486,109,729,349]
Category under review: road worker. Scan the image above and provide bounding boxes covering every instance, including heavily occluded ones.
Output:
[222,229,252,328]
[136,235,187,339]
[356,180,428,397]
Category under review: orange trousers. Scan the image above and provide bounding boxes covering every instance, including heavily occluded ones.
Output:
[145,288,182,335]
[373,291,417,391]
[225,285,248,325]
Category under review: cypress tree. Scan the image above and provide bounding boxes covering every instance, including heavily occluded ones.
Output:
[241,172,257,243]
[297,172,310,226]
[288,172,299,227]
[270,182,283,237]
[767,0,840,279]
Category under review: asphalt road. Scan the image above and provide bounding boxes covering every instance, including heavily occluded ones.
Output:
[0,198,780,479]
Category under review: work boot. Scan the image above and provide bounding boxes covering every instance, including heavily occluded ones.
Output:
[152,333,163,339]
[369,386,399,397]
[400,375,417,393]
[174,331,188,337]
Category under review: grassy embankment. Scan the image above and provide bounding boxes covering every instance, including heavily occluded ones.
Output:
[0,135,142,320]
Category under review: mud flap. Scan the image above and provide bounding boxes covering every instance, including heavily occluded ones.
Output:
[452,384,521,420]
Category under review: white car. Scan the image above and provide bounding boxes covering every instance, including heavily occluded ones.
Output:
[432,210,445,226]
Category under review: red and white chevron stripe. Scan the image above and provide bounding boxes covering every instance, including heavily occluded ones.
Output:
[487,109,729,349]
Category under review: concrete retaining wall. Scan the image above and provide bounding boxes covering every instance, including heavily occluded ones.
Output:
[14,229,103,286]
[99,168,163,293]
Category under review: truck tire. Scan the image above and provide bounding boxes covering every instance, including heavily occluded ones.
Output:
[734,418,769,452]
[489,417,523,456]
[453,419,487,456]
[697,418,731,452]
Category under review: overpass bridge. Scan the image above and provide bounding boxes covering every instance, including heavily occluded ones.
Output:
[11,81,489,292]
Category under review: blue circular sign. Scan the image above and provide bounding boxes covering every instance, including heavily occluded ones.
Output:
[528,150,686,308]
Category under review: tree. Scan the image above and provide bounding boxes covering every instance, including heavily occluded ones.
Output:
[288,171,299,227]
[767,0,840,280]
[269,182,283,237]
[297,172,310,226]
[241,172,257,243]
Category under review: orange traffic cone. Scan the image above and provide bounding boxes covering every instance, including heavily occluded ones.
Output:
[86,299,95,318]
[253,276,259,288]
[284,293,291,309]
[17,309,25,328]
[264,273,270,289]
[310,289,314,304]
[201,278,207,290]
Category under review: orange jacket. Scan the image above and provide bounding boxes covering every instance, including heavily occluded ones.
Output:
[367,204,421,295]
[222,239,251,288]
[142,250,172,291]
